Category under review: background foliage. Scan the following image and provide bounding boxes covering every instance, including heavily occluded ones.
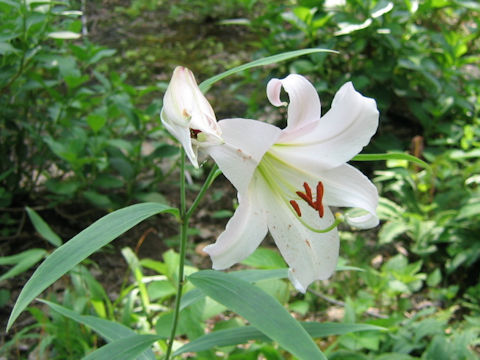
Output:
[1,0,479,358]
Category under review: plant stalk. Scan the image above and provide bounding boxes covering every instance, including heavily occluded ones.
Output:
[165,152,221,359]
[185,164,220,219]
[165,149,188,360]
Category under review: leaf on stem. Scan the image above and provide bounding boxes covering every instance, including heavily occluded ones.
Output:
[39,300,156,360]
[180,268,288,311]
[188,270,327,360]
[0,249,47,282]
[25,206,62,247]
[7,203,178,331]
[199,48,337,93]
[82,334,162,360]
[174,322,385,356]
[352,152,431,171]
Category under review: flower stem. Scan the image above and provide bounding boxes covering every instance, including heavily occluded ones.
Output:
[164,153,221,359]
[165,148,188,360]
[186,164,220,219]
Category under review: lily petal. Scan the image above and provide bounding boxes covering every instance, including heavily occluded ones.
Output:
[161,66,222,168]
[206,118,281,194]
[260,148,379,229]
[161,118,198,167]
[203,183,268,269]
[277,82,379,169]
[267,74,321,131]
[320,164,379,229]
[256,175,339,293]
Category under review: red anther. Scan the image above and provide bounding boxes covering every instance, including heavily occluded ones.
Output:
[190,128,201,139]
[303,182,312,200]
[316,181,324,218]
[296,191,316,208]
[289,200,302,217]
[316,182,324,205]
[294,181,326,219]
[318,203,324,218]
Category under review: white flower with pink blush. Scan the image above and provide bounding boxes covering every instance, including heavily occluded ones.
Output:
[204,74,380,292]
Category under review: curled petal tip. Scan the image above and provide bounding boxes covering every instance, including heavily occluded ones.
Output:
[345,212,379,229]
[267,78,288,107]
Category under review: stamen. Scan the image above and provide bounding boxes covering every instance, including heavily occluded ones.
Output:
[303,182,312,200]
[316,182,324,218]
[289,200,301,217]
[296,191,316,208]
[291,181,327,220]
[318,203,324,218]
[190,128,201,139]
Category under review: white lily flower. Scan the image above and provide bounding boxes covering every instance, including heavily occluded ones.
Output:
[204,74,380,292]
[161,66,223,167]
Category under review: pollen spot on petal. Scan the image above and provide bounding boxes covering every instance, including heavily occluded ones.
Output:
[236,148,253,161]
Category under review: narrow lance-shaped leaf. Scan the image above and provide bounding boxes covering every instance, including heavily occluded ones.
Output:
[188,270,327,360]
[174,322,386,356]
[180,266,360,311]
[199,48,337,92]
[352,152,431,171]
[39,300,156,360]
[7,203,178,331]
[25,206,63,247]
[180,268,288,311]
[82,334,163,360]
[0,249,47,282]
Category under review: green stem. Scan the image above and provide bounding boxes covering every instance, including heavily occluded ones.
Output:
[165,149,188,360]
[164,155,221,359]
[185,164,221,219]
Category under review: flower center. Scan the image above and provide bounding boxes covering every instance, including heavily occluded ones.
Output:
[257,150,342,233]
